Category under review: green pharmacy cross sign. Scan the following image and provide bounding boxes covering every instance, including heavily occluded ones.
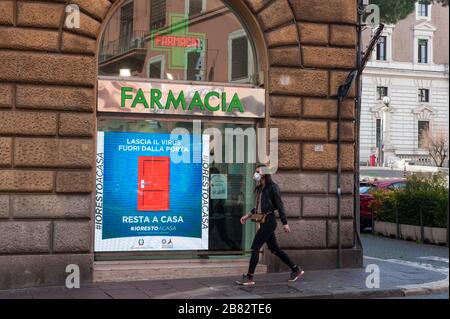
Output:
[151,14,206,70]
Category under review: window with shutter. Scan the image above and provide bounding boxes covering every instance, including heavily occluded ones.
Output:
[150,0,166,30]
[231,36,248,81]
[189,0,204,16]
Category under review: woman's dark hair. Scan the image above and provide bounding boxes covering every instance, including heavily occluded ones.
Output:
[254,164,274,192]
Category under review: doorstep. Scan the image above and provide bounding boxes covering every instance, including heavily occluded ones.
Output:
[93,258,267,283]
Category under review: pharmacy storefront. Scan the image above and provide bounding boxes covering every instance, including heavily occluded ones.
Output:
[0,0,362,289]
[94,0,265,270]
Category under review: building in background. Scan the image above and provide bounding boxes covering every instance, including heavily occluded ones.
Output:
[361,2,449,167]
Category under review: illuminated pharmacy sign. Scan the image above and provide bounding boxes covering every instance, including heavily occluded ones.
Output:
[98,79,265,118]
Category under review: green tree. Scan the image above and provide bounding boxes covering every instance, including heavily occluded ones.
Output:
[370,0,449,24]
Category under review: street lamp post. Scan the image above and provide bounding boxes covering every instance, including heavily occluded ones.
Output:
[381,96,392,166]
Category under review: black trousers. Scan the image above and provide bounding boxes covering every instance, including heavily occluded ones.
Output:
[248,213,296,275]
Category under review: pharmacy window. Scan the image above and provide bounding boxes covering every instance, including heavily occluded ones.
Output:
[99,0,257,85]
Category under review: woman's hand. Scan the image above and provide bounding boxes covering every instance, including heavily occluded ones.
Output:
[240,215,249,225]
[283,224,291,233]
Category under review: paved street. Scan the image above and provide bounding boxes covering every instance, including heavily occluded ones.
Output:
[361,233,448,299]
[0,234,447,299]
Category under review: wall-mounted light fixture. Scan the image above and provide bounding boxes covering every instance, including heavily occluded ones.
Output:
[120,69,131,77]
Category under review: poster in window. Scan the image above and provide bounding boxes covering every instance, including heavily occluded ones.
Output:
[210,174,227,200]
[95,131,209,251]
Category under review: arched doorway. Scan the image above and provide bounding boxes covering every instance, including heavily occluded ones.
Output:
[93,0,269,278]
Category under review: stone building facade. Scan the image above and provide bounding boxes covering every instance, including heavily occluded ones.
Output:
[0,0,361,289]
[361,3,449,166]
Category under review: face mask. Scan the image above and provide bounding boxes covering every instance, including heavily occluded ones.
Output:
[253,172,262,182]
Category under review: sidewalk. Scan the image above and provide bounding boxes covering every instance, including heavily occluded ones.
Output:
[0,258,448,299]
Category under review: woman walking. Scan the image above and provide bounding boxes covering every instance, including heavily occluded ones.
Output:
[236,166,304,286]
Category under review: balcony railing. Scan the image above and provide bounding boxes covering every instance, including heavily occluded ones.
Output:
[99,30,148,63]
[397,154,435,166]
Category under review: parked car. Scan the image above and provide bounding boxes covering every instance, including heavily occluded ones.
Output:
[360,178,407,231]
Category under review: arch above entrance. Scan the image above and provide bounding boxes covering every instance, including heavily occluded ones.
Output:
[97,0,269,85]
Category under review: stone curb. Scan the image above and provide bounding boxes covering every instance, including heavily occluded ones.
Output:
[0,280,447,299]
[266,286,449,299]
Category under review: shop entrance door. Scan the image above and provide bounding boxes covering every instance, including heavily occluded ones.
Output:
[137,156,170,211]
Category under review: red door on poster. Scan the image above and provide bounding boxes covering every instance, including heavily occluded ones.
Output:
[137,156,170,211]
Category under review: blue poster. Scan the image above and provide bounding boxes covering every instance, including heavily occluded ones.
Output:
[95,132,209,252]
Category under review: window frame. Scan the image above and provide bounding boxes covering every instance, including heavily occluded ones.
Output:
[184,49,206,81]
[150,0,167,30]
[147,55,165,79]
[418,120,430,149]
[376,118,382,151]
[376,36,387,61]
[418,88,430,103]
[228,29,254,83]
[185,0,206,17]
[376,86,388,101]
[416,1,432,21]
[119,0,135,51]
[418,38,429,63]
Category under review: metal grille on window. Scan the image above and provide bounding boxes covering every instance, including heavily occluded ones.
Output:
[150,0,166,30]
[119,2,134,52]
[231,36,248,81]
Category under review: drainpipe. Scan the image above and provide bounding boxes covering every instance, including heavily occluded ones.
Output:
[337,70,357,268]
[337,96,343,268]
[335,0,366,269]
[336,0,384,268]
[354,0,365,253]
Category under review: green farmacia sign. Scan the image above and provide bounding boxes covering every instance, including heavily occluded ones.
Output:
[98,79,265,118]
[121,87,244,113]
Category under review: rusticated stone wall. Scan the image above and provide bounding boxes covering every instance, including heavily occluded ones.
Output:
[0,0,361,289]
[245,0,361,272]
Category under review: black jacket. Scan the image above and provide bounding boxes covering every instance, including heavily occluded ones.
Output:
[251,182,288,225]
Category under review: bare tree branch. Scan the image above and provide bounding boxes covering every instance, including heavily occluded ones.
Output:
[423,130,449,167]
